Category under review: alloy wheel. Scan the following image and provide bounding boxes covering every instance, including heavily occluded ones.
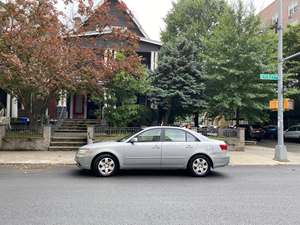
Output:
[98,157,115,176]
[192,158,209,176]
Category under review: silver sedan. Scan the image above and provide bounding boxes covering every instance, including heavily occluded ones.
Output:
[75,126,230,177]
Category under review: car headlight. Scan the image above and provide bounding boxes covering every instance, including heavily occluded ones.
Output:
[77,149,92,155]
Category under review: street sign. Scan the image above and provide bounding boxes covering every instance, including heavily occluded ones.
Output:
[260,74,278,80]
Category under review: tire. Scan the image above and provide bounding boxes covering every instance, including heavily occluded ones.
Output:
[188,155,211,177]
[92,154,119,177]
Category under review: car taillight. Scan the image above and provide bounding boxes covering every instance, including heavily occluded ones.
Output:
[220,144,228,151]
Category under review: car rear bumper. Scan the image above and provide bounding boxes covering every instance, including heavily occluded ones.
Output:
[212,155,230,168]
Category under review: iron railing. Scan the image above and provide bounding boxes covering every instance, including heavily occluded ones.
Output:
[51,106,67,134]
[196,127,238,138]
[5,125,43,138]
[94,127,142,137]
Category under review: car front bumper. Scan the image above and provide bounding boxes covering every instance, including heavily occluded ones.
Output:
[75,154,92,170]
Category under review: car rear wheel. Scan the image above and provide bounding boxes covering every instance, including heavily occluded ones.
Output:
[188,155,211,177]
[92,154,118,177]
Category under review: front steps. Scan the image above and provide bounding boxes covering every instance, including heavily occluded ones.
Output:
[49,119,97,151]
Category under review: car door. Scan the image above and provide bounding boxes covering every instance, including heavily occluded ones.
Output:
[295,126,300,139]
[286,126,296,139]
[161,128,199,168]
[123,128,162,168]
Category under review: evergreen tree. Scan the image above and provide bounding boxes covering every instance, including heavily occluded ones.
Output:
[152,37,205,125]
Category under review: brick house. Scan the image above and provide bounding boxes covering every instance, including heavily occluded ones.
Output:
[258,0,300,30]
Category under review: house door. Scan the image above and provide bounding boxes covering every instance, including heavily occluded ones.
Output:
[73,95,85,119]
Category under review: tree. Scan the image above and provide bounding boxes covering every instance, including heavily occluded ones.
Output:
[283,24,300,125]
[284,25,300,96]
[152,36,206,125]
[159,0,227,126]
[161,0,226,44]
[102,69,151,127]
[203,1,277,125]
[0,0,141,124]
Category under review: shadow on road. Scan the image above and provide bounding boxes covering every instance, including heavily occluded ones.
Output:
[69,168,228,179]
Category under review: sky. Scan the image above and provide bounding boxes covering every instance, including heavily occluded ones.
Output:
[96,0,275,41]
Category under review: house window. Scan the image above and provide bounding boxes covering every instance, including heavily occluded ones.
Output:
[288,0,299,18]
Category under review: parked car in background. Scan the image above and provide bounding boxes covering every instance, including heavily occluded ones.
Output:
[237,124,265,141]
[263,125,277,139]
[284,125,300,141]
[75,126,230,177]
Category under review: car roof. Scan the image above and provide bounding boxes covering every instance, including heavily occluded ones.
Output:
[143,126,191,131]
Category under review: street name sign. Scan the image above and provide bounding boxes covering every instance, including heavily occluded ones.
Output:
[260,74,278,80]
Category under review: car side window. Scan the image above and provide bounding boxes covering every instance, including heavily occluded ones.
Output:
[186,132,199,142]
[136,129,161,142]
[164,129,186,142]
[297,127,300,131]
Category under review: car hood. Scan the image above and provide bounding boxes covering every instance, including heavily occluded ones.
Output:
[81,141,123,149]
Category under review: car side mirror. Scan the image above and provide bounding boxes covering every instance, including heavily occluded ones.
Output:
[130,137,138,144]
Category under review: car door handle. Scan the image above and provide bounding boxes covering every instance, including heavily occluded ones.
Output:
[185,145,192,149]
[152,145,160,149]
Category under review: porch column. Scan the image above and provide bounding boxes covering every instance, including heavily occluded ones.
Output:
[6,94,11,118]
[154,52,159,70]
[70,94,74,119]
[11,97,18,118]
[151,51,155,71]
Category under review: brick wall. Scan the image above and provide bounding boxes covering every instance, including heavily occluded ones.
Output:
[258,0,300,30]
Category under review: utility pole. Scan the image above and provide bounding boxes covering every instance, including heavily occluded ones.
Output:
[274,0,288,161]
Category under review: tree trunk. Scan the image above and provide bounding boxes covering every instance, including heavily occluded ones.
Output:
[194,112,199,127]
[235,108,240,126]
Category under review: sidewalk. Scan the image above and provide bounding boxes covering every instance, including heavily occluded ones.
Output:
[0,146,300,166]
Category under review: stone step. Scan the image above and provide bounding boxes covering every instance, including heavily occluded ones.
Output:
[50,141,86,147]
[49,146,80,151]
[53,132,87,137]
[51,138,87,143]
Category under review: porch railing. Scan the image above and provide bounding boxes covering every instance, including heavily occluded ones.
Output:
[51,106,67,134]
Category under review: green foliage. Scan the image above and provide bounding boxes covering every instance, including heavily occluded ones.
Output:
[103,71,152,127]
[284,25,300,97]
[161,0,226,44]
[283,24,300,123]
[152,36,206,124]
[202,1,277,123]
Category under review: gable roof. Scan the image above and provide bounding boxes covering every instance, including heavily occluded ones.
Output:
[89,0,149,39]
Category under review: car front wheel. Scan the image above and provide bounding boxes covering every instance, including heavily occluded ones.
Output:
[188,155,211,177]
[92,154,118,177]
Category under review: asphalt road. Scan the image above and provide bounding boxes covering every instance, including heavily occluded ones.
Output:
[1,165,300,225]
[258,139,300,153]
